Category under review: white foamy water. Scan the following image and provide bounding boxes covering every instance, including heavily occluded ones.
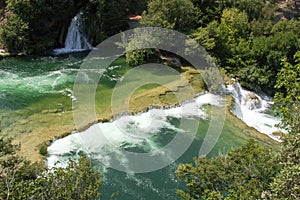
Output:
[47,86,284,169]
[53,10,92,54]
[46,89,283,199]
[226,82,284,141]
[47,93,223,168]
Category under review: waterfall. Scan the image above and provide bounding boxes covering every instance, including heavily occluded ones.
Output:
[64,10,92,50]
[226,82,283,141]
[53,10,92,54]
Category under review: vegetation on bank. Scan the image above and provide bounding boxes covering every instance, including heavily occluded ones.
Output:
[0,0,146,53]
[0,63,280,199]
[125,0,300,94]
[1,0,299,94]
[0,138,103,199]
[176,50,300,199]
[0,0,299,199]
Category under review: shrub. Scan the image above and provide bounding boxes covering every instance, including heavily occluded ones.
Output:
[39,145,48,156]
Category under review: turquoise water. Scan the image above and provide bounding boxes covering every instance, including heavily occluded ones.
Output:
[0,52,134,137]
[46,99,252,199]
[0,53,278,199]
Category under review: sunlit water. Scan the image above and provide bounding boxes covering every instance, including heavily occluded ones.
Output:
[0,53,281,199]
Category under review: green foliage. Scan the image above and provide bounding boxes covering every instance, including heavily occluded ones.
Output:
[141,0,196,33]
[39,145,47,156]
[243,31,299,91]
[126,49,153,66]
[270,131,300,199]
[246,20,299,91]
[176,140,279,199]
[270,52,300,199]
[0,138,19,157]
[6,0,33,19]
[121,28,158,66]
[19,155,102,200]
[274,51,300,132]
[0,0,82,52]
[280,132,300,168]
[1,0,148,52]
[190,22,217,51]
[0,138,102,199]
[234,0,266,20]
[271,164,300,199]
[0,14,29,53]
[201,8,251,73]
[194,7,300,92]
[85,0,144,45]
[192,0,224,26]
[0,138,44,199]
[219,8,250,41]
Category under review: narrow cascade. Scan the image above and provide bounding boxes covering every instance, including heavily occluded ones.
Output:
[64,10,92,50]
[54,10,92,54]
[226,82,283,141]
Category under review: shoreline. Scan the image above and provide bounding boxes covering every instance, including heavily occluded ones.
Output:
[13,66,206,163]
[12,65,280,164]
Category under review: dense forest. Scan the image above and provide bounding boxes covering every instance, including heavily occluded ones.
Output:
[0,0,299,199]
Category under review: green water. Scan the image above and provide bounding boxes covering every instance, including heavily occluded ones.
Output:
[0,52,134,137]
[0,53,278,199]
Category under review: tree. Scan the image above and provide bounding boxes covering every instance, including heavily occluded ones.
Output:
[85,0,141,45]
[141,0,196,33]
[237,23,299,92]
[192,0,224,26]
[274,51,300,132]
[271,52,300,199]
[0,138,44,199]
[0,14,29,52]
[270,131,300,199]
[1,0,84,52]
[0,138,103,199]
[17,155,103,200]
[213,8,251,75]
[190,21,218,51]
[218,8,250,45]
[176,140,280,199]
[271,163,300,199]
[234,0,266,20]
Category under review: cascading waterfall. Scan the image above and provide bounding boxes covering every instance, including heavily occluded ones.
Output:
[46,93,225,199]
[64,10,92,50]
[226,82,283,141]
[46,86,284,199]
[47,93,223,168]
[54,10,92,54]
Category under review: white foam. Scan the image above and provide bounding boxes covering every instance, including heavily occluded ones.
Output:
[227,82,284,141]
[46,93,225,168]
[53,10,93,55]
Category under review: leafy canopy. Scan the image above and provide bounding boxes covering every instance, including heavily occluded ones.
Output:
[176,140,279,199]
[0,138,103,199]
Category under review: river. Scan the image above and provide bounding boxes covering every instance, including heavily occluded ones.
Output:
[0,52,280,199]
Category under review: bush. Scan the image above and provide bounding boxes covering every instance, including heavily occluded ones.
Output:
[0,14,29,53]
[39,145,48,156]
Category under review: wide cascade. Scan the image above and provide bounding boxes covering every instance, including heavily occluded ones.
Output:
[54,10,92,54]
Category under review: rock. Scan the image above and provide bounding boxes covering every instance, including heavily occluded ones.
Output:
[244,92,262,110]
